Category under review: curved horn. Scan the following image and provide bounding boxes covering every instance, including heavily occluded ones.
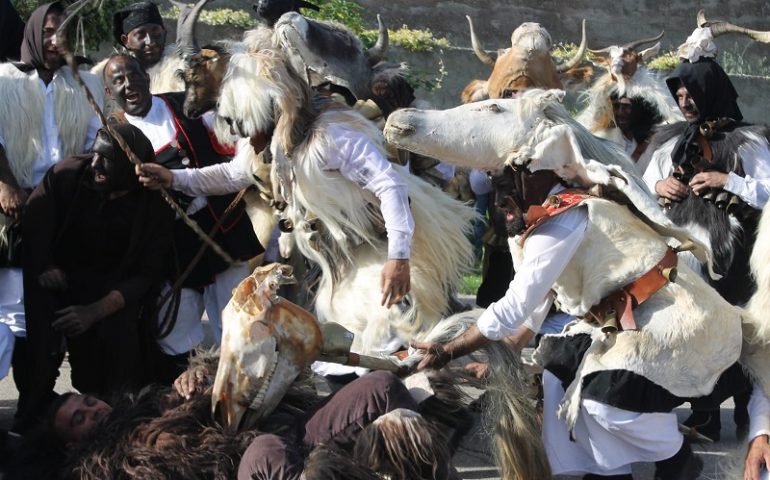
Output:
[623,30,665,51]
[697,9,770,43]
[587,45,613,54]
[557,19,587,73]
[466,15,497,66]
[175,0,213,59]
[367,14,389,66]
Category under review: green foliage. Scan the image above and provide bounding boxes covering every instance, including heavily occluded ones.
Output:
[647,51,679,71]
[460,268,482,295]
[13,0,135,52]
[552,42,595,63]
[304,0,366,34]
[405,57,447,93]
[360,25,450,53]
[162,6,256,29]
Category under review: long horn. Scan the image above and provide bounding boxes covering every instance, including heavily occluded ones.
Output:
[175,0,213,59]
[367,14,389,66]
[623,30,665,51]
[556,19,587,73]
[466,15,496,66]
[587,45,613,54]
[697,9,770,43]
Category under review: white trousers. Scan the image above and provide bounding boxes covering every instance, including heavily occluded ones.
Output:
[0,268,26,336]
[542,370,683,476]
[157,262,251,355]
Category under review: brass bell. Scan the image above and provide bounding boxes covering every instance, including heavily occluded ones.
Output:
[661,266,677,282]
[601,311,618,334]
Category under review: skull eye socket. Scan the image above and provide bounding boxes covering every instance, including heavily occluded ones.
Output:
[501,90,517,99]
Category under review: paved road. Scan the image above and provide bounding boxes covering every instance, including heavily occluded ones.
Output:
[0,356,742,479]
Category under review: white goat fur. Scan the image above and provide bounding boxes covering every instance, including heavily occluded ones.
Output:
[385,89,770,430]
[0,64,103,189]
[216,51,476,353]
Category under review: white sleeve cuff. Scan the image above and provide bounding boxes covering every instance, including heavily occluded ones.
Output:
[477,307,506,341]
[387,230,412,259]
[170,168,191,192]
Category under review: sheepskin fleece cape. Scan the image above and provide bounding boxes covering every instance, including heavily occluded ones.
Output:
[0,63,102,189]
[529,197,742,429]
[280,108,476,353]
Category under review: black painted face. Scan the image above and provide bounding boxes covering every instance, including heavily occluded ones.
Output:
[90,131,137,192]
[121,23,166,67]
[105,56,152,117]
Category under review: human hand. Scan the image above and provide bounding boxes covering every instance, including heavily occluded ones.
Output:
[410,340,453,371]
[173,365,208,400]
[690,171,729,195]
[136,163,173,190]
[464,361,490,380]
[745,435,770,480]
[52,305,102,336]
[381,259,411,308]
[38,267,68,291]
[655,176,689,201]
[0,183,27,218]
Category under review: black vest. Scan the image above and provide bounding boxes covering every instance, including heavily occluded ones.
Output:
[156,93,263,287]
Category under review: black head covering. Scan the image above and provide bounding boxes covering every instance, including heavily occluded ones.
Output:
[19,2,64,70]
[666,58,743,166]
[93,123,155,191]
[112,2,164,45]
[0,0,25,62]
[252,0,319,26]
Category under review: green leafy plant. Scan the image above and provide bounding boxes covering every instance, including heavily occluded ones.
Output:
[13,0,135,52]
[162,6,256,29]
[647,51,679,71]
[405,57,447,92]
[552,42,596,63]
[304,0,366,33]
[360,25,450,53]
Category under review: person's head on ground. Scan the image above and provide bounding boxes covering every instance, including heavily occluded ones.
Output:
[49,392,113,445]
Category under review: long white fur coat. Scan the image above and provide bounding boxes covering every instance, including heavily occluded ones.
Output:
[0,64,103,189]
[530,198,743,429]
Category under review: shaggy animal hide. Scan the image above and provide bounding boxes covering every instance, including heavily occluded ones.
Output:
[531,198,743,429]
[0,64,102,189]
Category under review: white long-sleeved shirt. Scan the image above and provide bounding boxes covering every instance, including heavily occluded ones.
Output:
[749,385,770,441]
[172,123,415,260]
[0,71,100,188]
[476,197,588,340]
[643,136,770,209]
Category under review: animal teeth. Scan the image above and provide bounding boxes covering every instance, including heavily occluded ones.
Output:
[249,354,278,410]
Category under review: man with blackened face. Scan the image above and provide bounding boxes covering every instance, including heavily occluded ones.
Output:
[103,54,152,118]
[21,123,173,412]
[103,53,263,383]
[112,2,167,69]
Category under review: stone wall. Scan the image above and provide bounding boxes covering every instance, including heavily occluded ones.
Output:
[154,0,770,122]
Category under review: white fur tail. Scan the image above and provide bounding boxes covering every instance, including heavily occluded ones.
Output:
[746,204,770,336]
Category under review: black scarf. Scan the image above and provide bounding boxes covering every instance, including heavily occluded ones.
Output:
[665,58,742,167]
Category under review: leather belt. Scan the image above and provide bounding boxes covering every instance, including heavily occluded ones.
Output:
[588,247,678,333]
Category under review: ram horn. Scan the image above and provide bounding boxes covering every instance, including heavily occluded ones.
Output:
[174,0,213,59]
[697,9,770,43]
[467,15,497,66]
[556,19,587,73]
[623,30,665,51]
[367,14,389,66]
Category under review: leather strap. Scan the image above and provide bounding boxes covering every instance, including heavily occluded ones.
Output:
[520,189,594,242]
[589,248,678,332]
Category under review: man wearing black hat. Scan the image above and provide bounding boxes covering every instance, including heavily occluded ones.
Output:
[112,1,167,70]
[642,42,770,443]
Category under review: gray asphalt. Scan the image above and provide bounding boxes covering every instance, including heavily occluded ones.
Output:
[0,355,740,479]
